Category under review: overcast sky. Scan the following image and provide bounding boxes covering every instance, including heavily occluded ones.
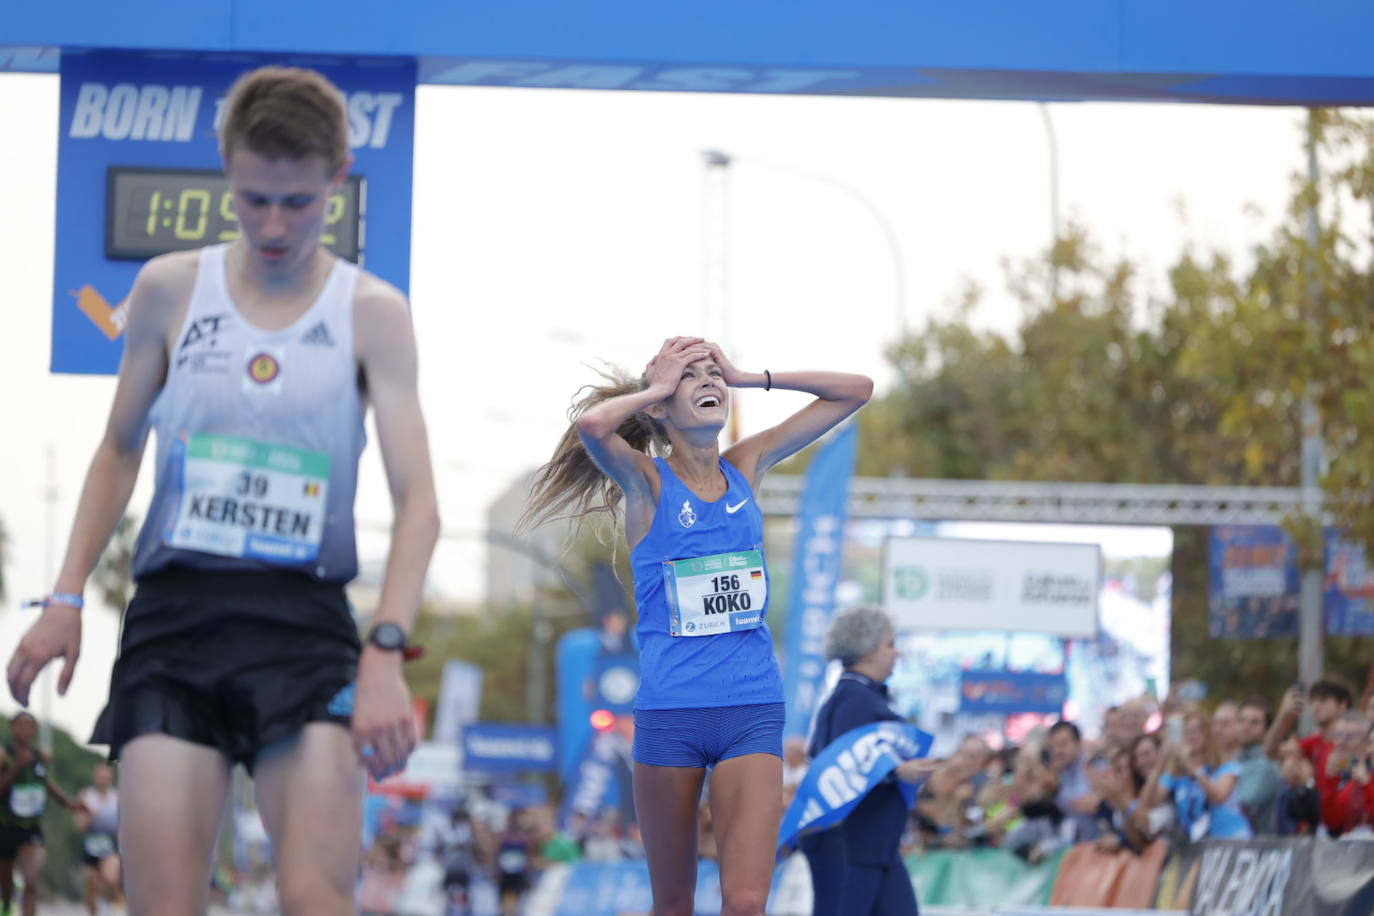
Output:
[0,72,1308,738]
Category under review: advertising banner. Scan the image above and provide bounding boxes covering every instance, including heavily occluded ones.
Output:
[1208,525,1300,639]
[1186,837,1374,916]
[462,723,558,773]
[883,536,1100,636]
[781,424,857,737]
[959,670,1068,716]
[1324,534,1374,636]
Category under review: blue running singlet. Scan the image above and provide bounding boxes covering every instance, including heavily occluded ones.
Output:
[630,457,784,710]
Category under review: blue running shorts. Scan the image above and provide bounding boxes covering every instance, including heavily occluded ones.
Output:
[632,703,785,767]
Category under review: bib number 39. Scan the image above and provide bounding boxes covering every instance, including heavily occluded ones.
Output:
[164,433,330,564]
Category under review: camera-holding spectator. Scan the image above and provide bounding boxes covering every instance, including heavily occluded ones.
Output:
[1142,709,1252,842]
[1234,697,1282,834]
[1126,734,1176,844]
[1265,679,1354,794]
[1092,746,1151,854]
[1320,713,1374,838]
[1001,722,1109,862]
[1275,740,1322,835]
[1212,701,1241,764]
[1047,721,1103,844]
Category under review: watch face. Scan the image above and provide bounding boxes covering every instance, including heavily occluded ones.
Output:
[371,624,406,650]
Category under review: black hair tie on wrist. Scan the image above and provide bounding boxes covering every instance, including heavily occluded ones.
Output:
[764,369,772,391]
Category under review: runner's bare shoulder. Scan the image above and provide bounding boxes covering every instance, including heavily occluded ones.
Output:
[128,249,201,331]
[353,269,409,321]
[351,270,413,368]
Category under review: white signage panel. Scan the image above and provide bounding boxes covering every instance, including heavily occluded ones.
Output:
[882,536,1100,637]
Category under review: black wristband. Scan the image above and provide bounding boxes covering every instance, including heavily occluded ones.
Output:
[764,369,772,391]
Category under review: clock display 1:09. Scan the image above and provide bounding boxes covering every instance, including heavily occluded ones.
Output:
[105,166,364,263]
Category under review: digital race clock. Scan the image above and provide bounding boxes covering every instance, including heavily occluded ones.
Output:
[105,166,365,263]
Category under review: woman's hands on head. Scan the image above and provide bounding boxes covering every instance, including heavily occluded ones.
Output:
[703,341,748,386]
[644,336,710,400]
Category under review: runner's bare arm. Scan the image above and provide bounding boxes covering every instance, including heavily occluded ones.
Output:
[709,344,872,485]
[7,254,188,705]
[42,776,81,812]
[351,277,440,777]
[355,278,440,638]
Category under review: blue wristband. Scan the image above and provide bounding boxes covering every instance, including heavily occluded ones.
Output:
[24,592,83,610]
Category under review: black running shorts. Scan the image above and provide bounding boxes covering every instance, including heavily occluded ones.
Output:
[0,823,42,859]
[91,567,361,767]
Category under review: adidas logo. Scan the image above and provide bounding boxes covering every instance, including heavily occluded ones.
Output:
[300,322,335,347]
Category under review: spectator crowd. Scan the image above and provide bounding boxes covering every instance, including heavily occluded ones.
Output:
[347,675,1374,914]
[873,676,1374,863]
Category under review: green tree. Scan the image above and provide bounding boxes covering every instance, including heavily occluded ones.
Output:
[862,112,1374,700]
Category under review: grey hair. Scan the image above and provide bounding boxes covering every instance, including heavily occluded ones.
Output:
[824,606,894,667]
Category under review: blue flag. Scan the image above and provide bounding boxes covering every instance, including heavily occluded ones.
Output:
[776,721,933,857]
[782,424,858,736]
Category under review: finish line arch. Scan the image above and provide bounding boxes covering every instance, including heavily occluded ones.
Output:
[4,0,1374,105]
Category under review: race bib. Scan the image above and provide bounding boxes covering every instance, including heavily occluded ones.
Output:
[165,433,330,564]
[663,549,767,637]
[84,833,115,858]
[497,849,528,874]
[9,784,45,819]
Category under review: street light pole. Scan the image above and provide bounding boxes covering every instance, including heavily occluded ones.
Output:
[40,444,55,752]
[1039,103,1062,305]
[1299,109,1326,708]
[700,150,741,444]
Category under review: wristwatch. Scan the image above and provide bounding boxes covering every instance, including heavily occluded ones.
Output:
[367,622,409,652]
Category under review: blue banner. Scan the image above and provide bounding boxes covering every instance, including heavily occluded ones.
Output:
[959,670,1067,715]
[1207,525,1300,639]
[1324,533,1374,636]
[777,721,932,856]
[52,49,416,374]
[782,424,857,737]
[461,723,558,773]
[558,726,634,832]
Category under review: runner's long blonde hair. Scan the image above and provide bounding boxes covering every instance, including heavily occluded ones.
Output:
[520,367,670,534]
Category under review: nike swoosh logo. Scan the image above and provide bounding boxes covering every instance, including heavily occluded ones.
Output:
[725,499,750,514]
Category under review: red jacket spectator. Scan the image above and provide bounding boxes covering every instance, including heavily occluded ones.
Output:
[1321,769,1374,837]
[1319,714,1374,837]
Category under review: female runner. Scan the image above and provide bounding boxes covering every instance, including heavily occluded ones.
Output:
[526,336,871,915]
